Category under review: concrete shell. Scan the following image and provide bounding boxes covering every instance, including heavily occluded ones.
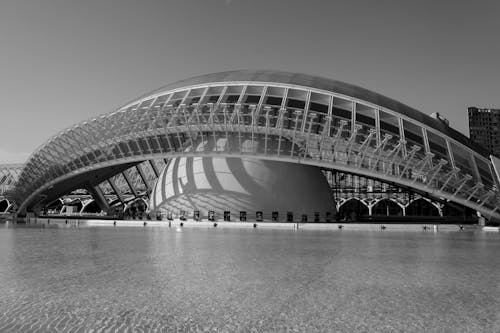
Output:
[150,157,335,220]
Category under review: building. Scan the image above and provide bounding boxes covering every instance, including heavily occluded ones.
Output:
[3,71,500,223]
[468,107,500,157]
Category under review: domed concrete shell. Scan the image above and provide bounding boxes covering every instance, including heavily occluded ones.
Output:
[150,157,336,221]
[9,70,500,223]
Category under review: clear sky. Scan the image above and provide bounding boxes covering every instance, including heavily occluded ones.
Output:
[1,0,499,163]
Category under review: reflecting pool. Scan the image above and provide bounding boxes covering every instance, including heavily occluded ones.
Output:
[0,225,499,332]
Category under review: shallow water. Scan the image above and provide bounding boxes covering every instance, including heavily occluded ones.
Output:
[0,225,499,332]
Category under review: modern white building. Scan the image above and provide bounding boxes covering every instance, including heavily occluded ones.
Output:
[3,71,500,223]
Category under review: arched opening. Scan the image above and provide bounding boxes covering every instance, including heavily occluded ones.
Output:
[61,199,83,215]
[441,202,478,223]
[338,199,369,222]
[6,203,15,213]
[108,198,122,207]
[372,199,403,216]
[124,198,148,220]
[81,200,102,214]
[0,199,9,213]
[406,198,439,216]
[107,201,125,218]
[44,199,63,215]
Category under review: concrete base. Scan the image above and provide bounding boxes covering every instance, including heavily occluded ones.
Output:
[24,217,478,232]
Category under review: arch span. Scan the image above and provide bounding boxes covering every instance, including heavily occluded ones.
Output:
[406,198,440,216]
[81,200,102,214]
[5,71,499,222]
[372,199,404,217]
[338,199,369,221]
[124,197,149,219]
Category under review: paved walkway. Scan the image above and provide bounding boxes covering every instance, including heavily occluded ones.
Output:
[21,217,482,232]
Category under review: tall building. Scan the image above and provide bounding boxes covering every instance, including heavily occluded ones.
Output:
[468,107,500,157]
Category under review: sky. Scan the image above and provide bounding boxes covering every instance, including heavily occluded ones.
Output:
[0,0,499,163]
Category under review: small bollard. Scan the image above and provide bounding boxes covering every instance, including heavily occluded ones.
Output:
[253,223,257,228]
[180,222,183,227]
[214,222,217,227]
[113,221,116,226]
[168,221,171,227]
[143,221,147,227]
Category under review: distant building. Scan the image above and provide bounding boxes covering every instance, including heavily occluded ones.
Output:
[468,107,500,157]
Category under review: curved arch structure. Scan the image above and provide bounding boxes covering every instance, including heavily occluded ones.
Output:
[0,164,23,198]
[0,164,23,215]
[6,70,500,221]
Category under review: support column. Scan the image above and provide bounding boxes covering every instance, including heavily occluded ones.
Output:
[136,164,151,192]
[399,145,421,180]
[356,128,376,167]
[370,134,392,172]
[467,183,484,200]
[149,159,160,177]
[86,185,110,212]
[304,112,317,158]
[384,139,405,175]
[425,159,448,186]
[290,110,303,158]
[345,124,362,164]
[264,106,271,155]
[122,171,139,197]
[276,108,286,157]
[453,174,473,196]
[108,178,126,205]
[439,167,460,191]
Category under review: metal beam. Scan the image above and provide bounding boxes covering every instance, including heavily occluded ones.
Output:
[108,178,125,205]
[426,159,448,186]
[304,112,317,158]
[370,134,392,172]
[290,110,303,158]
[149,159,160,177]
[356,128,377,167]
[453,174,473,196]
[136,164,151,192]
[121,171,138,197]
[467,183,484,201]
[440,167,460,191]
[86,184,110,211]
[399,145,421,180]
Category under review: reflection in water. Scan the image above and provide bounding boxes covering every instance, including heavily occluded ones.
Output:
[0,225,499,332]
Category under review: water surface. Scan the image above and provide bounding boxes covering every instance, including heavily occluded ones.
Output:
[0,225,499,332]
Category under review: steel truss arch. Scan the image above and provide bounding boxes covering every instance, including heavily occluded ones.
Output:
[6,71,500,221]
[0,164,23,200]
